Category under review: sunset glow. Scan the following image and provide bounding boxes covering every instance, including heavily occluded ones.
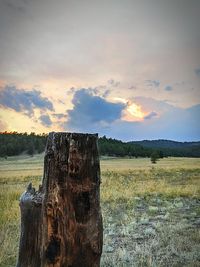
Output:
[114,97,146,121]
[0,0,199,141]
[127,103,146,120]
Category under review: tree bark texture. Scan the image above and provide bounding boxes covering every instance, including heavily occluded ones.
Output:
[17,132,103,267]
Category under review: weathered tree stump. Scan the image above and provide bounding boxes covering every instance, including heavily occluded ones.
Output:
[17,132,103,267]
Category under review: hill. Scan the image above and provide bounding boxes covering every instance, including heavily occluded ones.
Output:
[130,139,200,149]
[129,140,200,157]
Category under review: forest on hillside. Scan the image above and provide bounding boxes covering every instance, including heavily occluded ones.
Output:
[0,132,200,158]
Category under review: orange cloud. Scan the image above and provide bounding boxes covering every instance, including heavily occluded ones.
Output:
[113,97,147,122]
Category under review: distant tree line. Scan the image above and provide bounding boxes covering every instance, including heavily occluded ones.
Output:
[0,132,47,157]
[0,132,199,158]
[98,135,161,158]
[129,140,200,158]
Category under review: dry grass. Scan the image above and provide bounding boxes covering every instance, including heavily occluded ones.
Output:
[101,168,200,202]
[0,155,200,266]
[100,157,200,171]
[101,223,200,267]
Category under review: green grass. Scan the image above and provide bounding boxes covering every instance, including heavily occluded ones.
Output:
[0,155,200,266]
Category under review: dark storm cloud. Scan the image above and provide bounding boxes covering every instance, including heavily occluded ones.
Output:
[39,114,52,127]
[194,68,200,77]
[144,111,157,120]
[165,85,173,91]
[0,86,54,116]
[66,88,126,130]
[146,80,160,88]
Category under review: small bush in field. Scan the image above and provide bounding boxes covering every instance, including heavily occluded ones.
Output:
[151,152,160,164]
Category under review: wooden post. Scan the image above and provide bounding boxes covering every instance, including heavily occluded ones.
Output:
[17,132,103,267]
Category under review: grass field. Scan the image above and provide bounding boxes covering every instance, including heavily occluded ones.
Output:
[0,154,200,266]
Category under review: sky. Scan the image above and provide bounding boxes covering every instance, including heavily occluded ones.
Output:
[0,0,200,141]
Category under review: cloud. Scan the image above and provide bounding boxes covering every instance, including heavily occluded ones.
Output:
[58,99,65,105]
[66,88,126,131]
[39,114,52,127]
[104,104,200,141]
[0,85,54,116]
[102,89,111,98]
[0,119,7,131]
[107,79,120,87]
[128,85,137,90]
[52,113,66,119]
[165,85,173,91]
[144,111,157,120]
[174,81,185,86]
[133,96,172,113]
[67,85,111,99]
[2,0,29,12]
[65,94,200,141]
[146,80,160,88]
[67,87,76,95]
[194,68,200,77]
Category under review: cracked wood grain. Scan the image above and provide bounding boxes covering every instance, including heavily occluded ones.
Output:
[17,132,103,267]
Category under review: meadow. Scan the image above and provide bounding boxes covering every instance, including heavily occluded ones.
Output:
[0,154,200,267]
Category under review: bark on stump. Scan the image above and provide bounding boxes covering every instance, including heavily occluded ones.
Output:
[17,132,103,267]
